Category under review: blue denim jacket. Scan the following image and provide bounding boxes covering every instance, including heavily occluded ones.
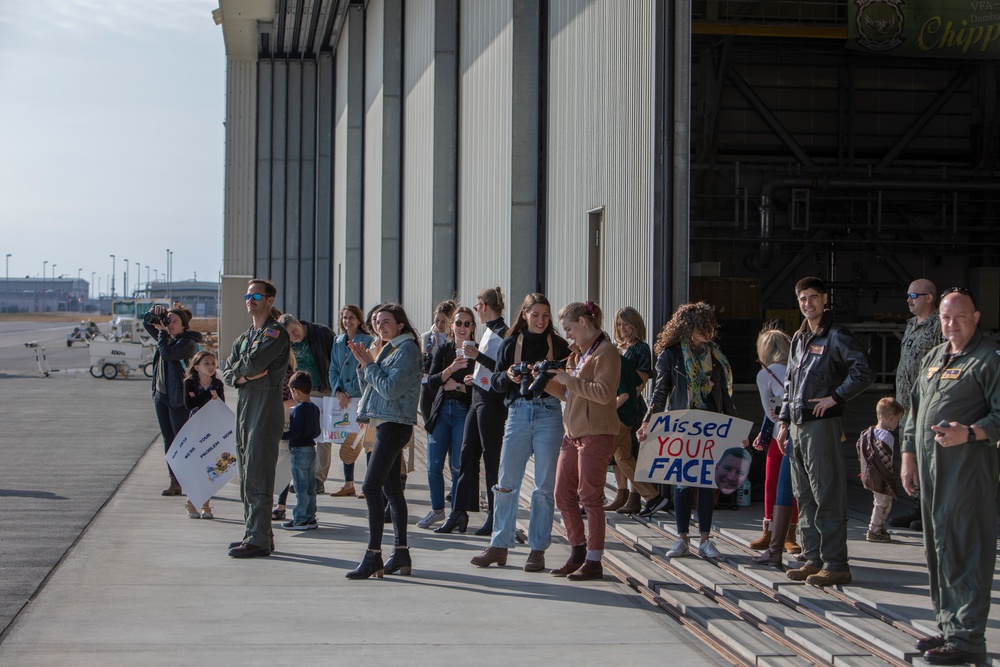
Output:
[329,331,375,398]
[357,333,422,425]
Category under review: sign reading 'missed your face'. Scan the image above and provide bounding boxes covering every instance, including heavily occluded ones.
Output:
[635,409,754,493]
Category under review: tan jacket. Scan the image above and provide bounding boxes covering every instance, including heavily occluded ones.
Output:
[556,334,621,439]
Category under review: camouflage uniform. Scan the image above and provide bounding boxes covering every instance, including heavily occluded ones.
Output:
[895,311,943,412]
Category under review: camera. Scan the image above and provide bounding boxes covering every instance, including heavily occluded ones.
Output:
[509,362,534,397]
[143,309,167,326]
[528,358,567,395]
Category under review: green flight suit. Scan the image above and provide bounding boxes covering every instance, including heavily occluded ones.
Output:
[902,330,1000,655]
[223,316,291,549]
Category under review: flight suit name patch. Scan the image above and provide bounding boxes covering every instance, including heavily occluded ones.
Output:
[808,345,825,355]
[941,368,962,380]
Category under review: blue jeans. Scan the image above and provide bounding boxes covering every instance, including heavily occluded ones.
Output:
[491,395,564,551]
[776,444,794,507]
[427,398,468,511]
[674,486,715,535]
[289,446,317,523]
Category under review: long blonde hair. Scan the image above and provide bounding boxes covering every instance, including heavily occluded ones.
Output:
[756,323,790,367]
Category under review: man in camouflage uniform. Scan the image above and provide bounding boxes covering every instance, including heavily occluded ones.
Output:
[902,288,1000,665]
[223,279,290,558]
[889,278,943,531]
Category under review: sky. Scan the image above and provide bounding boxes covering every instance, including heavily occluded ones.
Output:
[0,0,226,298]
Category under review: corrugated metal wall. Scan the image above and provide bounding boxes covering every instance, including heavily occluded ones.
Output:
[315,53,334,326]
[223,60,257,276]
[363,0,385,308]
[333,30,350,316]
[546,0,656,329]
[402,0,436,330]
[457,0,513,309]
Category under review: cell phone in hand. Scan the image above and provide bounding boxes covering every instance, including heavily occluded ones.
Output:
[936,420,951,428]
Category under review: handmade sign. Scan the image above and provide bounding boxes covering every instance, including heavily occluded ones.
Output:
[471,327,503,389]
[165,399,239,508]
[634,409,753,492]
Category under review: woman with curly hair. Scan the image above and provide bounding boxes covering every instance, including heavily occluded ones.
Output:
[637,302,739,560]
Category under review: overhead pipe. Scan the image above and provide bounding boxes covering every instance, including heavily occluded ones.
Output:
[750,177,1000,270]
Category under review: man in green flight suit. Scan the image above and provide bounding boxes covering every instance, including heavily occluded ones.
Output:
[902,287,1000,665]
[223,279,291,558]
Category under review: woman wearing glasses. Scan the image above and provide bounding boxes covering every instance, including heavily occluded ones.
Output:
[418,306,478,528]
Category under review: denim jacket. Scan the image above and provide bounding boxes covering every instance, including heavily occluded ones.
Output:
[357,333,422,425]
[329,331,375,398]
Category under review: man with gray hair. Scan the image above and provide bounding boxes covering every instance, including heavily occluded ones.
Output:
[889,279,943,532]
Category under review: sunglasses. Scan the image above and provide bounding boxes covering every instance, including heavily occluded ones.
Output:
[941,286,976,308]
[906,292,930,299]
[454,320,473,328]
[245,293,264,301]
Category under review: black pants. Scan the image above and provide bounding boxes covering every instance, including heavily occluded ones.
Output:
[362,422,411,550]
[452,397,507,514]
[153,391,188,481]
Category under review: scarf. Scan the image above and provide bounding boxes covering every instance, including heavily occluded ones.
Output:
[681,340,733,410]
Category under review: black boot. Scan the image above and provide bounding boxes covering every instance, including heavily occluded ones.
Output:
[434,510,469,534]
[384,546,412,575]
[346,549,384,579]
[474,512,493,536]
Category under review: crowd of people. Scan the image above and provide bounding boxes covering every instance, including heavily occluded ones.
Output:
[145,275,998,666]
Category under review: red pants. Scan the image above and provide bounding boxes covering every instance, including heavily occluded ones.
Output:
[555,434,616,552]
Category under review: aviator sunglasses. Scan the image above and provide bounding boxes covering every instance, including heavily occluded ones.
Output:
[245,293,265,301]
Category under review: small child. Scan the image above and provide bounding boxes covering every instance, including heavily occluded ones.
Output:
[282,371,322,531]
[856,397,904,543]
[182,351,226,519]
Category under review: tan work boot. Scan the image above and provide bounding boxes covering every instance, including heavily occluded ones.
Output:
[748,519,772,550]
[470,546,508,567]
[784,522,802,553]
[523,549,546,572]
[786,563,822,581]
[806,569,852,587]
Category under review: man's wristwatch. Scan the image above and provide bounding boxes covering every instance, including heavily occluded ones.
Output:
[967,425,976,443]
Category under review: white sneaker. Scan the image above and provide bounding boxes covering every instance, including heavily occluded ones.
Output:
[665,539,689,558]
[698,540,722,559]
[417,509,445,529]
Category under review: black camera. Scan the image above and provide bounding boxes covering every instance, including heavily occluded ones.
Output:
[143,310,167,326]
[509,362,534,397]
[528,358,567,395]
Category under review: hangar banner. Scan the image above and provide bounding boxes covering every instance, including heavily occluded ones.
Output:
[634,409,753,492]
[848,0,1000,58]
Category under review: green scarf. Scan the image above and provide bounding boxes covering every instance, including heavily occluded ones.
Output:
[680,340,733,410]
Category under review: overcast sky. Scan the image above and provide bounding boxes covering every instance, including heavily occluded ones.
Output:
[0,0,225,297]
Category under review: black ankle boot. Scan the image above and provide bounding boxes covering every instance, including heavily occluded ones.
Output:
[346,549,384,579]
[434,510,469,534]
[384,546,412,575]
[474,512,493,536]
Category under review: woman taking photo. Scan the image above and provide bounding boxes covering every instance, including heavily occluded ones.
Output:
[470,293,569,573]
[144,304,203,496]
[418,307,477,528]
[750,325,801,563]
[436,287,508,535]
[327,305,375,497]
[547,301,620,581]
[637,302,738,560]
[346,304,422,579]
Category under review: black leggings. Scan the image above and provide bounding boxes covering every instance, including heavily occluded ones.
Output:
[362,422,411,550]
[451,396,507,514]
[153,391,188,480]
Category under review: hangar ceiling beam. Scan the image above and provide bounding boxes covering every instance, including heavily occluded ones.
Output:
[726,67,816,170]
[876,67,976,171]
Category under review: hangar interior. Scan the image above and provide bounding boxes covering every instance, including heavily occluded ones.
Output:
[216,0,999,382]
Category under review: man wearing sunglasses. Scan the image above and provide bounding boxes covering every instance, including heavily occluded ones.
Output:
[223,279,291,558]
[889,279,943,532]
[901,287,1000,665]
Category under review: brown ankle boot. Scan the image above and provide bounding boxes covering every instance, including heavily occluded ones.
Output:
[567,559,604,581]
[603,488,629,511]
[748,518,772,550]
[616,491,642,514]
[470,546,507,568]
[550,544,586,576]
[784,522,801,554]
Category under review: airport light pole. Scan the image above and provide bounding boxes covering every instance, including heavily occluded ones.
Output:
[109,254,116,299]
[123,259,128,299]
[134,261,139,295]
[5,253,10,313]
[91,271,96,301]
[52,264,57,312]
[42,261,47,313]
